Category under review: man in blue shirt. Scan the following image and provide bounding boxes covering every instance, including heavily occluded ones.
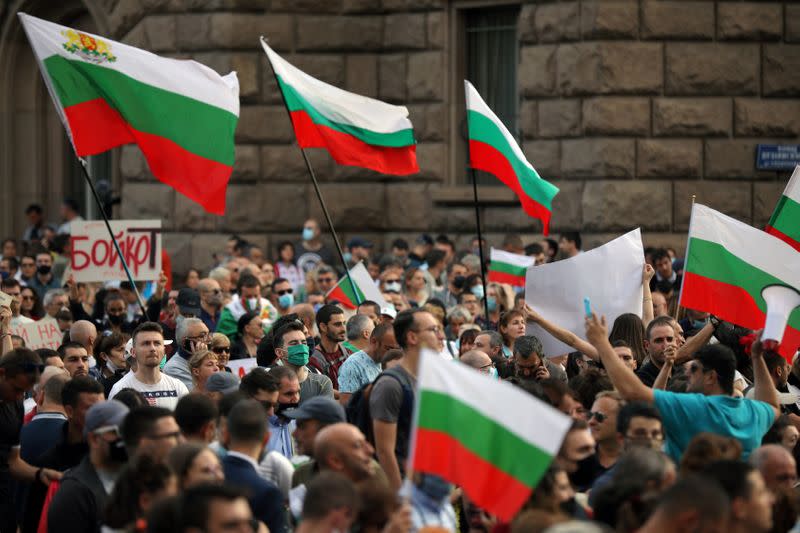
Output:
[338,322,398,406]
[586,314,778,462]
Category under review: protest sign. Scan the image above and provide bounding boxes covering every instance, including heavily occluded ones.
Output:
[70,220,161,282]
[0,291,12,309]
[228,357,258,378]
[525,229,645,356]
[10,318,62,350]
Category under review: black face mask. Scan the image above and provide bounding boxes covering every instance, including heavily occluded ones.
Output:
[107,314,124,326]
[37,265,51,276]
[108,438,128,463]
[306,336,316,353]
[452,275,466,290]
[276,402,299,418]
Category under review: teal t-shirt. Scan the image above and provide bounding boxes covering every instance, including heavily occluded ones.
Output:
[653,389,775,462]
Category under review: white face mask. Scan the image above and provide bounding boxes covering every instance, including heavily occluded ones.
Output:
[385,281,402,293]
[247,297,259,311]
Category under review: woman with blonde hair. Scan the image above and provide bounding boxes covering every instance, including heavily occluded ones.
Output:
[209,333,232,372]
[188,349,219,393]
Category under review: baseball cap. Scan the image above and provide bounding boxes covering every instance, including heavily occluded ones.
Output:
[176,288,201,316]
[380,306,397,319]
[347,237,373,249]
[84,400,129,437]
[206,372,241,394]
[282,397,346,423]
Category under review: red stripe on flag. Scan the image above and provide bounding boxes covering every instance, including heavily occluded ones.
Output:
[680,272,800,360]
[64,98,232,215]
[412,428,532,522]
[468,140,552,235]
[766,225,800,253]
[488,270,526,287]
[289,110,419,176]
[327,285,357,310]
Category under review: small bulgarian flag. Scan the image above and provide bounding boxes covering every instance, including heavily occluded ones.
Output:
[681,203,800,359]
[411,349,571,521]
[20,13,239,215]
[326,262,388,310]
[488,248,534,288]
[465,80,559,235]
[766,165,800,252]
[262,39,418,176]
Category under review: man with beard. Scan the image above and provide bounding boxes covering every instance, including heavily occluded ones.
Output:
[46,400,129,533]
[197,278,223,332]
[310,305,351,391]
[511,335,567,382]
[272,321,333,402]
[266,366,301,459]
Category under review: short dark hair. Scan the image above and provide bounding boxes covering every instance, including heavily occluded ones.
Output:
[390,238,409,251]
[178,484,249,531]
[357,300,381,317]
[61,375,104,408]
[424,249,447,268]
[657,474,730,520]
[316,304,344,327]
[652,248,670,263]
[236,273,260,293]
[693,344,736,395]
[0,348,42,377]
[1,278,21,291]
[25,204,43,215]
[569,368,613,410]
[121,406,174,450]
[616,402,662,435]
[271,277,290,291]
[237,311,260,337]
[302,472,359,521]
[560,231,581,250]
[525,243,544,256]
[113,388,148,409]
[57,341,87,359]
[227,399,267,443]
[268,365,298,384]
[611,339,631,349]
[371,322,394,342]
[702,460,756,501]
[645,315,674,341]
[174,394,218,436]
[132,321,164,344]
[763,350,787,375]
[104,454,174,529]
[239,368,279,397]
[394,309,425,350]
[272,321,305,350]
[94,331,126,368]
[62,198,80,212]
[514,335,543,360]
[218,391,249,419]
[36,348,60,362]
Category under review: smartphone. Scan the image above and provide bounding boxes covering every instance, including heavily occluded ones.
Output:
[583,297,592,317]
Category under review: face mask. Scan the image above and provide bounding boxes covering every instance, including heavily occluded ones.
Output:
[0,272,8,281]
[343,252,352,264]
[306,336,316,353]
[159,354,167,370]
[278,293,294,309]
[385,282,401,293]
[37,265,51,275]
[108,438,128,463]
[312,303,323,313]
[247,297,259,312]
[417,473,452,502]
[452,275,466,290]
[286,343,310,366]
[302,228,314,241]
[486,296,497,312]
[106,358,123,373]
[418,263,429,271]
[471,284,484,300]
[108,314,124,326]
[489,367,499,380]
[692,319,706,330]
[276,401,299,417]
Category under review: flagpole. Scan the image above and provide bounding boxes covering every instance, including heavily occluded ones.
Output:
[469,172,490,323]
[77,158,148,317]
[674,194,696,321]
[262,38,360,306]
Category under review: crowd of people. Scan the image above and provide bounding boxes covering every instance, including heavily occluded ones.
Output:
[0,200,798,533]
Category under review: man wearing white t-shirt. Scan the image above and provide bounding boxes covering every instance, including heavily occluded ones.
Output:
[109,322,188,409]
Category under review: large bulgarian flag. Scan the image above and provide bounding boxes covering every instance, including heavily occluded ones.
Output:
[19,14,239,215]
[261,39,418,175]
[465,81,559,235]
[326,262,388,310]
[412,349,571,521]
[766,165,800,252]
[681,203,800,359]
[488,248,534,288]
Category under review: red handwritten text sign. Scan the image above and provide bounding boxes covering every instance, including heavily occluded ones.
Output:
[10,318,62,351]
[70,220,161,282]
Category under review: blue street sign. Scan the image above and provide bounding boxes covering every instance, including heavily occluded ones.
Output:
[756,144,800,171]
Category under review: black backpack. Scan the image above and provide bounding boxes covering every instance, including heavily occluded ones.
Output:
[345,368,414,460]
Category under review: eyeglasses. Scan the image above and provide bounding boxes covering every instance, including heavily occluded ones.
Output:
[212,346,231,354]
[626,430,663,442]
[414,325,443,335]
[385,279,401,284]
[276,288,293,296]
[588,411,608,423]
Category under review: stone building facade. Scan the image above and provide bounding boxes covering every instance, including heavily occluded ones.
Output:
[0,0,798,275]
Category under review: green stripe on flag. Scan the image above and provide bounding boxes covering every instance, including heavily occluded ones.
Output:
[339,276,365,306]
[278,76,415,148]
[417,390,553,487]
[686,238,800,329]
[489,260,527,277]
[768,195,800,241]
[43,55,237,166]
[467,110,558,210]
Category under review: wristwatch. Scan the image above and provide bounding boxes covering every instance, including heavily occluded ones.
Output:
[709,316,720,330]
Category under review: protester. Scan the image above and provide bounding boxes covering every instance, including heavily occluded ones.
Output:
[121,406,182,463]
[102,454,177,532]
[167,442,224,489]
[272,320,333,402]
[230,311,263,360]
[164,317,211,390]
[338,322,398,405]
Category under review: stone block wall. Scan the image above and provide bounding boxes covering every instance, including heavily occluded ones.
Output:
[109,0,799,274]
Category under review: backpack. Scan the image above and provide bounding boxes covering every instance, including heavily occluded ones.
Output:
[346,368,414,460]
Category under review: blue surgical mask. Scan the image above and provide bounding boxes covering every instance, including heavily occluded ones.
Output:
[489,366,499,380]
[486,296,497,313]
[302,227,314,241]
[417,473,452,502]
[343,252,352,264]
[278,293,294,309]
[159,354,167,369]
[471,284,484,300]
[692,319,706,330]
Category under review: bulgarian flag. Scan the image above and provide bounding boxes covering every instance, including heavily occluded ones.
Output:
[681,203,800,359]
[261,39,418,175]
[20,14,239,215]
[766,165,800,252]
[465,80,559,235]
[488,248,534,288]
[412,350,571,521]
[326,262,388,310]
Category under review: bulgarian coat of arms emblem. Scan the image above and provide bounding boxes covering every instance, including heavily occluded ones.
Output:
[61,29,116,64]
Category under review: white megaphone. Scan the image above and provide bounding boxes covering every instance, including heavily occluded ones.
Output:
[761,285,800,345]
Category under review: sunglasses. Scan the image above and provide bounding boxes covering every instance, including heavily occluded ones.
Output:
[588,411,608,423]
[212,346,231,354]
[276,288,293,296]
[385,278,401,283]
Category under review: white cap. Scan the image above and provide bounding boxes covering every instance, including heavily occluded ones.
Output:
[380,306,397,319]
